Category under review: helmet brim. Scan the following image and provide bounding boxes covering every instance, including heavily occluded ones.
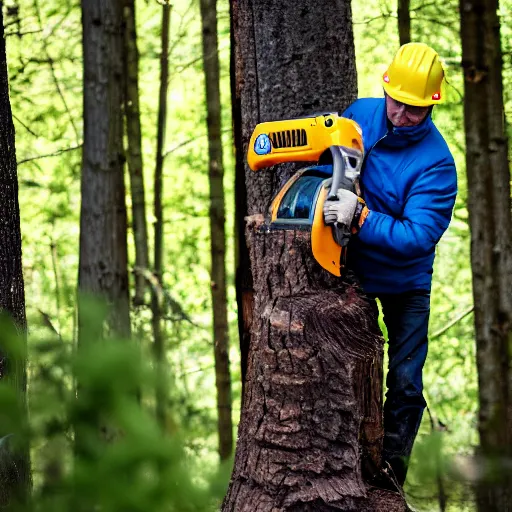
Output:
[383,83,443,107]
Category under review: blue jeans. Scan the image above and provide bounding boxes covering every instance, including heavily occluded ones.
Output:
[368,291,430,485]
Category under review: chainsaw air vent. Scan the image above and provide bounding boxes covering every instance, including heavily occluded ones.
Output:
[269,129,307,149]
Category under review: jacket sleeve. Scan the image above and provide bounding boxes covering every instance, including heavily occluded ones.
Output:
[342,102,357,119]
[357,162,457,258]
[341,101,364,125]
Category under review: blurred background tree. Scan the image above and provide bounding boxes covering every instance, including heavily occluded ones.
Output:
[0,1,30,506]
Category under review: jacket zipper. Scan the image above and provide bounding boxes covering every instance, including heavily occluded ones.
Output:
[360,131,389,195]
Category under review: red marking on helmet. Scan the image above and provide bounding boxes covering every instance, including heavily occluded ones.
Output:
[383,74,390,83]
[432,92,441,100]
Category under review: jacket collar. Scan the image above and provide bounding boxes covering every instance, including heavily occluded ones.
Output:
[376,97,433,148]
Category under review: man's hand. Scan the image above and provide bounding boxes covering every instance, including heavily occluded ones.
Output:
[323,189,370,241]
[323,189,359,226]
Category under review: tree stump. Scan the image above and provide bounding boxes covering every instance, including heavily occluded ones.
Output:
[223,219,406,511]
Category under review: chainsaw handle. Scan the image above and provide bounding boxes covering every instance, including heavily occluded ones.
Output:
[321,145,363,200]
[326,146,346,200]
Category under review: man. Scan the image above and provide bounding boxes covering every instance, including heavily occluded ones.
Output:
[323,42,457,487]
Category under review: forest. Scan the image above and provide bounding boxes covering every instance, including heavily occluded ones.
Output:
[0,0,510,511]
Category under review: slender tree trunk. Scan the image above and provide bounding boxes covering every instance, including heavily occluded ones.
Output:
[0,3,30,505]
[460,0,512,509]
[152,2,171,429]
[226,0,406,508]
[79,0,131,338]
[199,0,233,461]
[397,0,411,45]
[123,0,150,306]
[78,0,132,464]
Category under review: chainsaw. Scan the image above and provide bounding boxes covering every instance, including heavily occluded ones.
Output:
[247,112,364,276]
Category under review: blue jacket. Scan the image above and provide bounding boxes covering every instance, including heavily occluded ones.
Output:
[342,98,457,294]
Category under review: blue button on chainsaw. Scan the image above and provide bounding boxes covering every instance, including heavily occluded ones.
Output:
[254,134,271,155]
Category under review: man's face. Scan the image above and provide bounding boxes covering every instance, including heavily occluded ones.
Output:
[385,95,430,127]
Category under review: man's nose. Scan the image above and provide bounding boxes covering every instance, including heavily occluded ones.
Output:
[395,104,406,116]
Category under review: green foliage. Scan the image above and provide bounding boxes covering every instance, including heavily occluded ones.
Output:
[0,309,227,512]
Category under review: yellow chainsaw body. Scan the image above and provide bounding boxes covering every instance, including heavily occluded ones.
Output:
[247,113,363,277]
[311,186,346,276]
[247,113,363,171]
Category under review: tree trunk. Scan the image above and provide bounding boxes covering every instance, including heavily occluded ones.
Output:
[152,2,171,430]
[223,224,405,511]
[199,0,233,460]
[123,0,150,306]
[0,4,30,505]
[227,0,406,508]
[232,0,359,393]
[459,0,512,509]
[397,0,411,45]
[79,0,131,339]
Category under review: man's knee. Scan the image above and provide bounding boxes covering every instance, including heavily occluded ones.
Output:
[385,388,427,412]
[386,360,425,398]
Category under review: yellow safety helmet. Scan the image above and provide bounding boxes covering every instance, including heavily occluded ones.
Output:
[382,42,445,106]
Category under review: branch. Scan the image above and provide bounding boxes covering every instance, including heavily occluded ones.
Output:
[410,1,441,11]
[447,82,464,101]
[353,13,393,25]
[5,29,43,37]
[173,54,202,74]
[179,364,214,377]
[13,114,41,137]
[173,43,229,75]
[167,0,196,59]
[38,309,61,339]
[431,305,474,339]
[33,0,80,143]
[133,267,204,328]
[17,144,82,165]
[163,127,231,159]
[413,15,458,30]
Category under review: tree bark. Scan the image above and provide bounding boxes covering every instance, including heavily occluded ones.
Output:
[152,2,171,430]
[199,0,233,460]
[223,224,405,511]
[459,0,512,509]
[397,0,411,45]
[123,0,150,306]
[228,1,406,507]
[79,0,131,341]
[0,3,30,505]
